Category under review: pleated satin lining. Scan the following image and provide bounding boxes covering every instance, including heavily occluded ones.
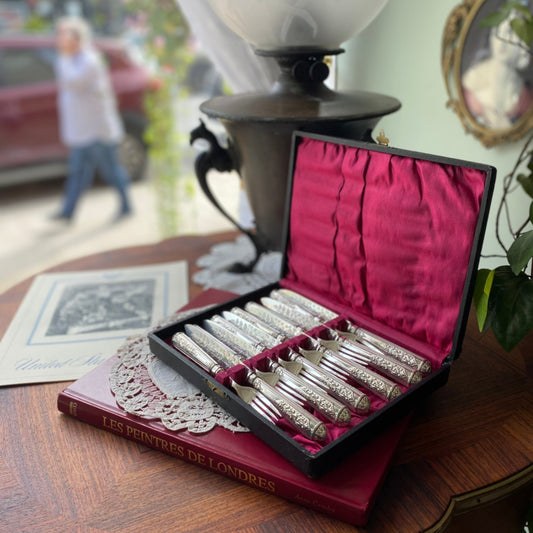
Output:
[283,137,487,364]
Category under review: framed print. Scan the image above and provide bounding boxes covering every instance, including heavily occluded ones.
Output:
[0,260,188,386]
[442,0,533,146]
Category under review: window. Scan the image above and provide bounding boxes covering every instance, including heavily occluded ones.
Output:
[0,47,56,87]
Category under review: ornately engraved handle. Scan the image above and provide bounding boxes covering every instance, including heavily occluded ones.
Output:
[334,333,423,387]
[319,346,402,402]
[184,324,243,368]
[364,352,423,386]
[288,353,371,413]
[261,297,319,330]
[222,311,278,349]
[342,358,402,401]
[230,307,288,343]
[247,372,328,441]
[172,333,225,375]
[204,319,260,359]
[351,327,432,374]
[212,315,267,351]
[275,289,338,321]
[245,302,303,338]
[268,362,351,425]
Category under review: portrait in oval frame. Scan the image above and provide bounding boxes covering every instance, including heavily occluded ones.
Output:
[442,0,533,147]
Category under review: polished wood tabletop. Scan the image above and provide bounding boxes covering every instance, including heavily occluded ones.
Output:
[1,231,532,532]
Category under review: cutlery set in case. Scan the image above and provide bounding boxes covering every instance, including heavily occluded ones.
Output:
[150,132,495,477]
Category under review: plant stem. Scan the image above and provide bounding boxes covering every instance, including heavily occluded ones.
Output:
[515,217,532,237]
[495,134,533,253]
[482,253,508,259]
[495,34,532,55]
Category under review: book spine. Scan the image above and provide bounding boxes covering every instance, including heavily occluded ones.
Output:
[57,391,363,525]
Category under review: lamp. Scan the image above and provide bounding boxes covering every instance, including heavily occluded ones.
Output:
[190,0,400,270]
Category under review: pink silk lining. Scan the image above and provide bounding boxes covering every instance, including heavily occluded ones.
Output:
[284,137,487,359]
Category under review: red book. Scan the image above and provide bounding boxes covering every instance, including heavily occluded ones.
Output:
[57,289,409,526]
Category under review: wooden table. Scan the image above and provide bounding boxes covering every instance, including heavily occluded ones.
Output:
[1,231,532,532]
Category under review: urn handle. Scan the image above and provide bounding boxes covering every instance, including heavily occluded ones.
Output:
[189,120,263,271]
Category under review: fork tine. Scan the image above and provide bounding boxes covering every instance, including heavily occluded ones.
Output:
[275,381,306,404]
[338,347,370,365]
[250,399,278,423]
[252,394,281,421]
[319,357,350,379]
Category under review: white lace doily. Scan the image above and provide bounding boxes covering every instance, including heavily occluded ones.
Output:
[193,234,282,294]
[109,307,248,434]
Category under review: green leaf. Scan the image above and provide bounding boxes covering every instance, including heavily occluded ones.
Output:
[506,1,533,20]
[473,269,495,331]
[480,6,512,28]
[527,154,533,172]
[519,173,533,199]
[489,266,533,351]
[510,17,533,46]
[507,230,533,274]
[530,201,533,224]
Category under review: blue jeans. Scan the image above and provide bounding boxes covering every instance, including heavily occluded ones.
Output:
[62,142,131,218]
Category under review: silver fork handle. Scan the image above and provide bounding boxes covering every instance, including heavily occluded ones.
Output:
[349,326,432,374]
[246,371,328,441]
[327,334,423,387]
[301,344,402,401]
[286,351,370,413]
[337,340,423,387]
[268,362,351,425]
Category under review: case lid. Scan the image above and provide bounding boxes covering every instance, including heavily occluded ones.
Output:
[281,134,495,362]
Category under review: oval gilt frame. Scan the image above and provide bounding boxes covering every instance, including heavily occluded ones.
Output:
[442,0,533,147]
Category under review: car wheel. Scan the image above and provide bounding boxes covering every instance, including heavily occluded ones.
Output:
[120,114,148,182]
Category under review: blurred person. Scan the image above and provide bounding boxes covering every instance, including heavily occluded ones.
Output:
[51,16,132,222]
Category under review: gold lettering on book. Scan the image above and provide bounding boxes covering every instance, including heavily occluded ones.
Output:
[69,401,78,417]
[123,425,184,457]
[102,416,124,434]
[207,457,276,493]
[119,422,185,457]
[101,418,276,493]
[187,450,276,492]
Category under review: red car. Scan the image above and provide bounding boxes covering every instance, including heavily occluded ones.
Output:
[0,34,156,186]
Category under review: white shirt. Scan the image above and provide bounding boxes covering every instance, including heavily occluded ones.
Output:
[56,47,124,147]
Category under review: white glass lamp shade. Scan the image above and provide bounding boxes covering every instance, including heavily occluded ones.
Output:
[207,0,389,51]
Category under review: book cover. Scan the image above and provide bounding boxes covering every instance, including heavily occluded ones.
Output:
[58,289,409,526]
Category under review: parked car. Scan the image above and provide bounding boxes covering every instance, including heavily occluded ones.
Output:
[0,34,158,186]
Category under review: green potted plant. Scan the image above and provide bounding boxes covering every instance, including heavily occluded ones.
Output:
[124,1,193,237]
[473,1,533,351]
